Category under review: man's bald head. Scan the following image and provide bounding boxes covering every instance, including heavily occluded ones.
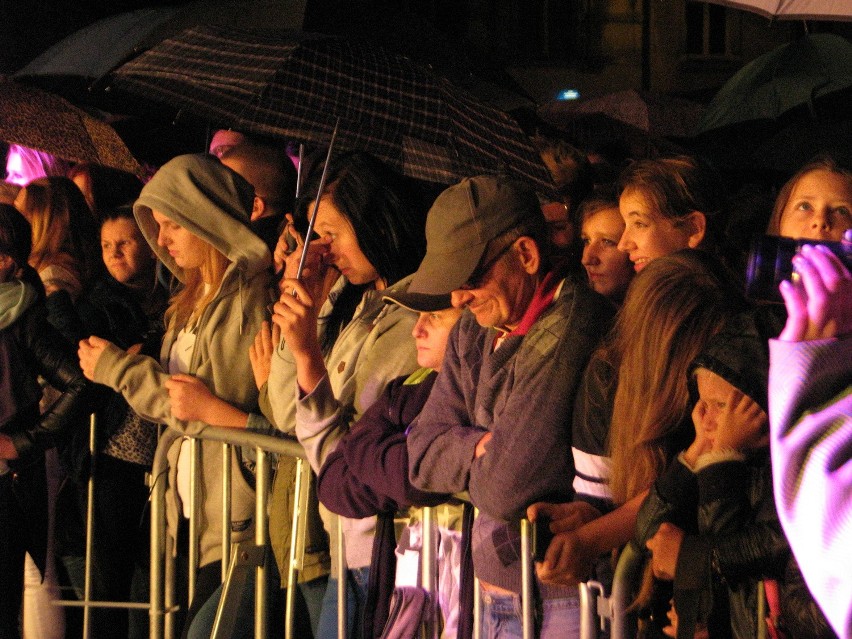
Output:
[220,142,297,220]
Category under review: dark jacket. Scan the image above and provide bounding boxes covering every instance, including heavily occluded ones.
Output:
[2,295,89,461]
[1,287,89,574]
[317,369,458,639]
[637,451,834,639]
[317,369,450,518]
[407,275,613,594]
[634,308,833,639]
[67,273,166,472]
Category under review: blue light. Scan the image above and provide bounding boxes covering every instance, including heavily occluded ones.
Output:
[556,89,580,101]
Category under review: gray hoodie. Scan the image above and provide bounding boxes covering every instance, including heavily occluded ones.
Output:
[94,154,274,566]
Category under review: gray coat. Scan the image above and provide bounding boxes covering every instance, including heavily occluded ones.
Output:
[407,275,613,593]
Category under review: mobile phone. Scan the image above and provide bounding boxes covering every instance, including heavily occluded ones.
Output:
[532,516,554,563]
[745,235,852,302]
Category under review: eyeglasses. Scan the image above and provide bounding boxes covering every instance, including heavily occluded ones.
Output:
[464,239,516,289]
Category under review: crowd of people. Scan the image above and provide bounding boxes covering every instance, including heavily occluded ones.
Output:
[1,128,851,639]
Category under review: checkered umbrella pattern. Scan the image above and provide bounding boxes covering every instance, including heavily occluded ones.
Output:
[112,25,554,192]
[0,78,142,175]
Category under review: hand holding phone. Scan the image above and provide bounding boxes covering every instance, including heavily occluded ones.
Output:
[533,516,554,563]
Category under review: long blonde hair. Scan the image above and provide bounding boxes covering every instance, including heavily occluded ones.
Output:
[606,250,744,505]
[164,239,230,329]
[19,177,99,284]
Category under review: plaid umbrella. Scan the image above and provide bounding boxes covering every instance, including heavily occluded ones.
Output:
[0,78,142,175]
[111,25,554,192]
[14,1,306,103]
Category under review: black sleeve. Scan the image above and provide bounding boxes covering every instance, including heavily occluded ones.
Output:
[10,305,90,460]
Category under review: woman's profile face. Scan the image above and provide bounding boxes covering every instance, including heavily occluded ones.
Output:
[313,197,382,288]
[581,206,634,302]
[779,169,852,242]
[152,210,207,272]
[617,188,696,272]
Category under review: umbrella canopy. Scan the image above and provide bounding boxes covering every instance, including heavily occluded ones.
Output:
[0,78,141,175]
[539,89,705,139]
[14,0,305,101]
[695,33,852,134]
[110,25,554,192]
[537,89,704,159]
[695,0,852,21]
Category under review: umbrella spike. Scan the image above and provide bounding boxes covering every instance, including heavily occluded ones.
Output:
[294,119,340,287]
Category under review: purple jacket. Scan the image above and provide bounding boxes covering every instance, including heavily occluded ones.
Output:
[317,369,451,519]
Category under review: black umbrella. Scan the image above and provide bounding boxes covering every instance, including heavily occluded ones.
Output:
[110,25,554,192]
[14,1,305,102]
[695,34,852,135]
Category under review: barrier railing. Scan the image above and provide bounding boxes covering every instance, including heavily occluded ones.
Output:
[149,425,308,639]
[57,416,646,639]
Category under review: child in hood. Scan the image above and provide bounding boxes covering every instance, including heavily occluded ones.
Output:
[637,311,834,639]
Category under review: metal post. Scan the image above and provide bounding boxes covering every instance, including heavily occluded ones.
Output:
[221,443,232,582]
[579,580,608,639]
[164,533,177,639]
[188,438,201,605]
[254,449,270,639]
[81,414,97,639]
[610,542,642,639]
[520,519,534,639]
[473,508,481,639]
[285,458,311,639]
[149,452,167,639]
[336,519,347,639]
[421,507,438,639]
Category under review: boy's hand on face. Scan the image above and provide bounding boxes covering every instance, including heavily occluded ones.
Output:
[712,388,768,453]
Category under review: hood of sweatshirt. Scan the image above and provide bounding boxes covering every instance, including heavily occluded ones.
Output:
[133,154,271,285]
[0,280,38,330]
[688,308,779,414]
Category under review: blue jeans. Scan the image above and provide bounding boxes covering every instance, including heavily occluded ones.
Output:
[480,587,581,639]
[186,568,326,639]
[316,567,370,639]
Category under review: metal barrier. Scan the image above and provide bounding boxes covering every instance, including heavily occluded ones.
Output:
[53,415,151,637]
[54,415,308,639]
[578,542,644,639]
[58,417,646,639]
[148,425,308,639]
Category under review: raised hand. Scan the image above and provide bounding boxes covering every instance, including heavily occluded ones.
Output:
[779,243,852,342]
[249,320,280,390]
[711,387,768,453]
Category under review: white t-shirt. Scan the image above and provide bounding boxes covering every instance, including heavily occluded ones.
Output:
[170,326,198,519]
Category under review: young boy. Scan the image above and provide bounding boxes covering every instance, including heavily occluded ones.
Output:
[638,312,833,639]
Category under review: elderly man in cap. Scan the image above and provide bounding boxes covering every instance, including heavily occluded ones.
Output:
[406,175,613,637]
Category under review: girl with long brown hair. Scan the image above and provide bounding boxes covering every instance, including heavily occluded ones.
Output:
[14,176,100,303]
[529,250,746,588]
